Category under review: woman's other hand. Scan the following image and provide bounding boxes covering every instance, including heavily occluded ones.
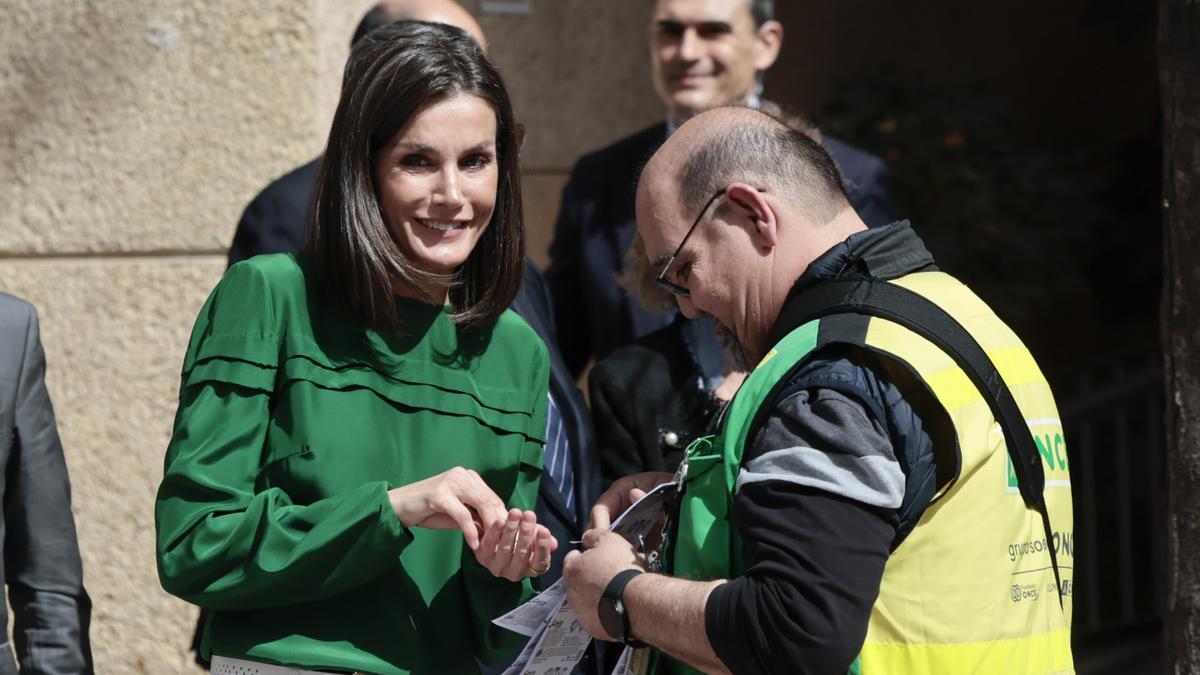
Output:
[387,467,509,550]
[474,509,558,582]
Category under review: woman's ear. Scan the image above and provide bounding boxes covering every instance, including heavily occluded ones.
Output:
[725,182,779,251]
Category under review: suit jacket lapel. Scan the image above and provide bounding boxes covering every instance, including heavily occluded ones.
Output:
[537,474,578,536]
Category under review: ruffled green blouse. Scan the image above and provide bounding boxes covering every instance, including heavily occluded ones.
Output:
[155,253,548,674]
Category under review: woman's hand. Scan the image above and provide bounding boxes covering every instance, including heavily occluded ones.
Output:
[474,509,558,582]
[387,467,509,550]
[589,471,675,530]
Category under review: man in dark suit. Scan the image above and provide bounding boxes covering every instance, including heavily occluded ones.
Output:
[0,293,93,674]
[224,8,604,667]
[546,0,894,376]
[510,261,603,589]
[227,159,319,266]
[506,262,608,674]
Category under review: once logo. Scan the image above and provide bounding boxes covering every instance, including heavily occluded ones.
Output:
[1006,430,1072,490]
[1011,585,1022,603]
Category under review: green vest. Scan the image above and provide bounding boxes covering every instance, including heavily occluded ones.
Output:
[665,271,1074,675]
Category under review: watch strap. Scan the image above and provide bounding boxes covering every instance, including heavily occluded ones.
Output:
[601,569,647,648]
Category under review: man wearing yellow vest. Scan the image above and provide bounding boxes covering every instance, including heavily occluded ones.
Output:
[562,106,1075,674]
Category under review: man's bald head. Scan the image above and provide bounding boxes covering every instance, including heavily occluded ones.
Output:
[354,0,487,51]
[637,107,864,367]
[639,107,849,234]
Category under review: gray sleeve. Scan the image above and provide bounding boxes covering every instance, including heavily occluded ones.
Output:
[735,387,905,509]
[8,304,94,674]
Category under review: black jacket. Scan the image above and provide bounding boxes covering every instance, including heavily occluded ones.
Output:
[227,159,319,266]
[587,315,726,484]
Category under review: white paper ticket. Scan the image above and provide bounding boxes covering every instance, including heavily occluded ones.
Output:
[493,579,568,637]
[610,646,632,675]
[609,481,677,543]
[493,481,679,673]
[513,600,590,675]
[501,617,551,675]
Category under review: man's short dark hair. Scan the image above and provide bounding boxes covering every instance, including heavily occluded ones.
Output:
[749,0,774,26]
[678,108,849,226]
[310,21,525,333]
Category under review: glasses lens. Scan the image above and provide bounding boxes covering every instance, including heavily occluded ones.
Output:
[656,277,687,297]
[655,189,724,298]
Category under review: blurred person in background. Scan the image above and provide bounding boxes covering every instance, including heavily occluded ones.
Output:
[0,292,93,674]
[545,0,894,380]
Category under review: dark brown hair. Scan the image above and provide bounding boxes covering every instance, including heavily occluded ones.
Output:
[309,20,524,332]
[748,0,774,26]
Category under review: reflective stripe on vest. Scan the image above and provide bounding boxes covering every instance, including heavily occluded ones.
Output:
[668,271,1074,675]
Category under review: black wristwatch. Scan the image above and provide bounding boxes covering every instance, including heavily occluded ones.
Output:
[597,569,648,648]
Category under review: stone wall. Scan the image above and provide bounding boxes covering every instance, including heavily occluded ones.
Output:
[0,1,656,671]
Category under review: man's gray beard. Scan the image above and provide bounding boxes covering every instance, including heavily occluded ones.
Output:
[716,323,751,372]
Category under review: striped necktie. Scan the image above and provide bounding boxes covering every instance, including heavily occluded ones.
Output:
[543,393,575,513]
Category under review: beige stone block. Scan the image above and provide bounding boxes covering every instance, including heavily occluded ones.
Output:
[0,257,224,674]
[475,0,662,170]
[0,2,327,256]
[314,0,378,138]
[312,0,664,171]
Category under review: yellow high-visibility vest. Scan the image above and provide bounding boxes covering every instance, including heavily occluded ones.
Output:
[670,270,1074,675]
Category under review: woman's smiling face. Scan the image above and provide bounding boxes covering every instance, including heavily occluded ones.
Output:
[374,92,499,276]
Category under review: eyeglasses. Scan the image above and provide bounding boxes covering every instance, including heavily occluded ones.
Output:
[655,189,726,297]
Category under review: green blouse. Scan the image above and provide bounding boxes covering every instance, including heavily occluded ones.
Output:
[155,254,548,674]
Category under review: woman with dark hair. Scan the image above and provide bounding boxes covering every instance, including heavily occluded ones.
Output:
[156,22,554,674]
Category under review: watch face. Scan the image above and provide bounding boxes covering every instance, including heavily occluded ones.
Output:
[598,597,623,641]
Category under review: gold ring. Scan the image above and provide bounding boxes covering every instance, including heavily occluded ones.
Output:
[527,560,552,577]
